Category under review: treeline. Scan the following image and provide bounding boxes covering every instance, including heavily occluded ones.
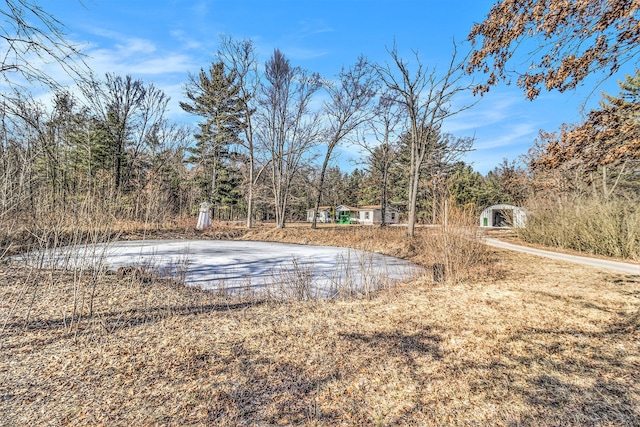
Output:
[1,34,501,233]
[0,76,195,226]
[0,73,518,228]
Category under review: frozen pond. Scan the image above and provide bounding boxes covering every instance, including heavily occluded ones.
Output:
[17,240,423,298]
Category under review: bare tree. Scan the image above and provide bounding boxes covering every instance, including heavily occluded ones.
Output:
[139,121,192,221]
[258,49,322,228]
[376,44,474,237]
[83,73,169,195]
[311,57,377,228]
[355,92,403,226]
[217,35,261,227]
[0,92,44,219]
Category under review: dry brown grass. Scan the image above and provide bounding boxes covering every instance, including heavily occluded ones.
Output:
[1,225,639,425]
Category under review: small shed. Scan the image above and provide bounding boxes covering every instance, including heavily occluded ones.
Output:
[358,205,400,225]
[480,204,526,228]
[306,206,333,223]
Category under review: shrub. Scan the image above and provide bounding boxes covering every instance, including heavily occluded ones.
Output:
[518,196,640,260]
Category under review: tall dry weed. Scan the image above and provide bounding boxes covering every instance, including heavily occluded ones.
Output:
[413,204,490,283]
[0,209,120,334]
[518,196,640,260]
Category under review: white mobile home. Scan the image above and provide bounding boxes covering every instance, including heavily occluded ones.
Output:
[306,206,333,223]
[308,205,402,225]
[357,205,400,225]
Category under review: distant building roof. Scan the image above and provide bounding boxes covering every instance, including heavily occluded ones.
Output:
[336,205,359,211]
[358,205,400,211]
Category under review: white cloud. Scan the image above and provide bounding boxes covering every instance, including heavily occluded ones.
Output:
[444,91,528,134]
[295,19,335,39]
[15,28,202,122]
[115,38,157,55]
[101,53,194,76]
[437,88,544,173]
[188,0,210,17]
[85,40,194,77]
[473,122,538,150]
[170,30,204,51]
[278,46,329,61]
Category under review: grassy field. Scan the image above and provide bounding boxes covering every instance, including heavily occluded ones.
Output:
[1,223,639,425]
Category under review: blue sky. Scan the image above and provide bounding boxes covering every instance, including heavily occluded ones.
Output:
[42,0,633,174]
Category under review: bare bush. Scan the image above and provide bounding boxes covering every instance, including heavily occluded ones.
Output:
[518,196,640,260]
[415,204,491,283]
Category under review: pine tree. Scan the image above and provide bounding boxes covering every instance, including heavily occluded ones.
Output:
[181,62,245,215]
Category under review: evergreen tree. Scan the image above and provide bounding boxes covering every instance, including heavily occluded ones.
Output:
[343,168,365,206]
[447,163,484,208]
[181,62,245,214]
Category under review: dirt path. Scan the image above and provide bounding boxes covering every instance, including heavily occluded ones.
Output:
[485,237,640,275]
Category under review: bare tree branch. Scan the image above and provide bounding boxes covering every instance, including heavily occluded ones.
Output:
[0,0,88,91]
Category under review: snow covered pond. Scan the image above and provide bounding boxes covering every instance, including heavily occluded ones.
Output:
[17,240,423,298]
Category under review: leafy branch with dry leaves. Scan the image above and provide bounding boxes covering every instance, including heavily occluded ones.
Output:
[530,71,640,197]
[468,0,640,99]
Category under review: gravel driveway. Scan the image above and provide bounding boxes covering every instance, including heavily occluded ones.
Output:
[485,238,640,275]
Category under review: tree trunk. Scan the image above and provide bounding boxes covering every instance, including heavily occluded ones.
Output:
[114,139,123,193]
[311,155,331,229]
[432,180,437,225]
[380,165,388,226]
[246,155,254,228]
[407,161,420,237]
[274,172,286,229]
